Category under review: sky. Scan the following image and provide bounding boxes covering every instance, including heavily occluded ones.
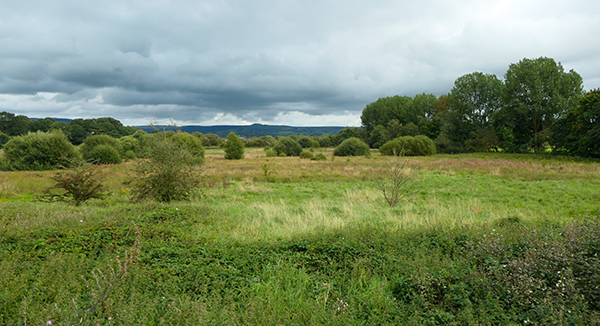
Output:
[1,0,599,127]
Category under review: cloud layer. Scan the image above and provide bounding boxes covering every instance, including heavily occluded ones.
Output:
[1,0,599,126]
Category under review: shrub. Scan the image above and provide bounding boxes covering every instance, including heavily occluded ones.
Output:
[299,150,315,159]
[273,137,303,156]
[0,130,79,170]
[224,132,245,159]
[0,132,9,148]
[167,132,205,164]
[119,135,141,155]
[42,160,107,205]
[80,135,123,163]
[312,153,327,161]
[86,145,122,164]
[380,135,436,156]
[127,133,201,202]
[265,148,277,157]
[374,149,416,207]
[333,137,371,157]
[278,152,287,157]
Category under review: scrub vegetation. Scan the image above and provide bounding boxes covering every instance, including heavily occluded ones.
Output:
[1,148,599,325]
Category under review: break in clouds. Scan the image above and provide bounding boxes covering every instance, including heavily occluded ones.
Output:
[1,0,599,126]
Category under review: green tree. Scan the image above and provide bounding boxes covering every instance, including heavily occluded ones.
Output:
[0,112,30,136]
[224,132,245,159]
[561,89,600,158]
[273,137,303,156]
[504,57,584,153]
[334,137,371,157]
[450,72,504,129]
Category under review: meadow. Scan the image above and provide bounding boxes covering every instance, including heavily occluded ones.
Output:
[1,149,599,325]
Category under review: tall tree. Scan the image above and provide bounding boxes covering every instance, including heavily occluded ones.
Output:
[503,57,584,153]
[562,89,600,158]
[450,72,504,129]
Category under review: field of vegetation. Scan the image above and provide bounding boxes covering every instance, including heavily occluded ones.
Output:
[1,149,599,325]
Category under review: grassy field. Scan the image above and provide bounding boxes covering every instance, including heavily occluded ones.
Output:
[1,149,599,325]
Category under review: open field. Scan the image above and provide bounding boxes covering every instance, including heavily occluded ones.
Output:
[1,150,599,325]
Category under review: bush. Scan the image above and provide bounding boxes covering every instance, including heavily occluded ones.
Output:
[0,132,9,148]
[80,135,123,163]
[380,135,436,156]
[42,160,106,205]
[265,148,277,157]
[86,145,122,164]
[312,153,327,161]
[333,137,371,157]
[119,135,141,156]
[224,132,245,159]
[299,150,315,159]
[273,137,303,156]
[0,130,79,170]
[167,132,205,164]
[127,133,202,202]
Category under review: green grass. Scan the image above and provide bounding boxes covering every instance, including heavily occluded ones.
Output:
[1,153,600,325]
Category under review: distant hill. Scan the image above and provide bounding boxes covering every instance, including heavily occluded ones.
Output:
[135,123,347,138]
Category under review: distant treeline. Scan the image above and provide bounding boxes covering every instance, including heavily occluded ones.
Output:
[0,113,136,145]
[137,124,346,138]
[360,57,599,158]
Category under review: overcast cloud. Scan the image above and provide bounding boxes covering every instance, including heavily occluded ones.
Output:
[1,0,599,126]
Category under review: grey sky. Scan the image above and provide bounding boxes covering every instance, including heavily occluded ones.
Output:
[1,0,598,126]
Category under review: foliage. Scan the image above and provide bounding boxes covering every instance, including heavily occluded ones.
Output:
[223,132,245,159]
[42,160,107,206]
[312,153,327,161]
[299,150,315,159]
[80,134,123,163]
[379,135,436,156]
[85,145,123,164]
[503,57,584,153]
[166,132,205,164]
[0,130,79,170]
[265,148,277,157]
[127,133,202,202]
[273,137,303,156]
[374,149,416,207]
[118,135,141,156]
[297,136,319,149]
[561,89,600,158]
[334,137,371,157]
[0,132,9,148]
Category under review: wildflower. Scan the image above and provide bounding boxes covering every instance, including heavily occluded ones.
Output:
[47,321,52,325]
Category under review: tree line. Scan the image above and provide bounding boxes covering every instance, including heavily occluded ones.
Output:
[360,57,599,158]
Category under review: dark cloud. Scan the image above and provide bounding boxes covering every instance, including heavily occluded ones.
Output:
[0,0,599,126]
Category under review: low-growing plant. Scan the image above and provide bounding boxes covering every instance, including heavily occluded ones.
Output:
[380,135,436,156]
[299,150,315,159]
[42,160,107,206]
[265,148,277,157]
[374,149,416,207]
[334,137,371,157]
[312,153,327,161]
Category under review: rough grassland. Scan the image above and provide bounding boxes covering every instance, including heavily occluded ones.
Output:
[1,150,599,325]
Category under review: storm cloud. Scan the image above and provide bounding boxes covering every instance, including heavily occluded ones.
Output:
[1,0,599,126]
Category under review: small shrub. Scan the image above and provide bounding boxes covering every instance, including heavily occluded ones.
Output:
[0,130,79,170]
[119,135,141,154]
[86,145,122,164]
[80,135,123,163]
[278,152,288,157]
[167,132,205,164]
[223,132,245,159]
[42,160,107,205]
[374,149,416,207]
[299,150,315,159]
[273,137,303,156]
[333,137,371,157]
[380,135,436,156]
[312,153,327,161]
[265,148,277,157]
[127,133,201,202]
[123,150,136,160]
